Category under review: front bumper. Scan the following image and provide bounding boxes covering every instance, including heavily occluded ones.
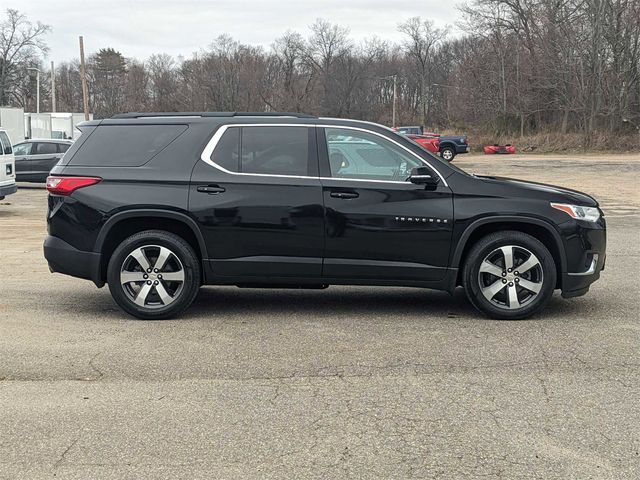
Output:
[44,235,104,287]
[559,217,606,298]
[0,182,17,199]
[561,253,605,298]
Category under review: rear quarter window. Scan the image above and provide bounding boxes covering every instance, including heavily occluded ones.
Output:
[68,124,188,167]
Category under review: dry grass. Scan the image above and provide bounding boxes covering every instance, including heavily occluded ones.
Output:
[443,131,640,154]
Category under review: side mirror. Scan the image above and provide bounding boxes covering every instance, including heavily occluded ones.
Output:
[409,166,439,187]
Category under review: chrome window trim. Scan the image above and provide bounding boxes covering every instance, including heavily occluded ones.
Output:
[200,123,314,180]
[199,123,448,187]
[318,117,396,132]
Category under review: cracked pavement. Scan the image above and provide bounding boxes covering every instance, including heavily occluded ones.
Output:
[0,154,639,479]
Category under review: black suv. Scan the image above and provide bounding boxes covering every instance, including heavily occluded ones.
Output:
[44,112,606,320]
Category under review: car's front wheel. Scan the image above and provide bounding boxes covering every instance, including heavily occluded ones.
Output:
[107,230,200,320]
[441,146,456,162]
[462,231,556,320]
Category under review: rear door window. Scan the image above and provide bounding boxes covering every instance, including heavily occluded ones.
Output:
[210,127,240,172]
[69,124,187,167]
[57,143,71,153]
[35,142,57,155]
[240,126,311,176]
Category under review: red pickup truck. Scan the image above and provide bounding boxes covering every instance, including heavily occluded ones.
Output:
[405,134,440,154]
[395,126,470,161]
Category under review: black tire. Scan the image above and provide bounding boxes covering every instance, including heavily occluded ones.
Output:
[462,231,556,320]
[107,230,201,320]
[441,146,456,162]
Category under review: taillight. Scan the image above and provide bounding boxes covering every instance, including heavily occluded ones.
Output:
[46,176,101,195]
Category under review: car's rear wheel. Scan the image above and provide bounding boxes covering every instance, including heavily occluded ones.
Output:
[441,146,455,161]
[462,231,556,320]
[107,230,200,320]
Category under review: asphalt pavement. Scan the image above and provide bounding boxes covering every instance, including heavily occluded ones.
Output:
[0,154,638,479]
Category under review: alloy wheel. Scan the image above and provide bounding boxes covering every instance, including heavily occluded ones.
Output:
[442,149,454,161]
[477,245,544,310]
[120,245,185,309]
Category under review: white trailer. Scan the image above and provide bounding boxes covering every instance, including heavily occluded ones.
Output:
[72,113,93,139]
[0,107,26,144]
[25,113,52,139]
[51,113,74,139]
[24,111,92,140]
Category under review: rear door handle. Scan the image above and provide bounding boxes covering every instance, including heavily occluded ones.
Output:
[197,185,226,194]
[330,191,359,199]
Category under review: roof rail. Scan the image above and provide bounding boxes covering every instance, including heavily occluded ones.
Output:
[111,111,316,119]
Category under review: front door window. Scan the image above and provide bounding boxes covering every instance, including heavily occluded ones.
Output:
[13,143,32,156]
[325,128,423,182]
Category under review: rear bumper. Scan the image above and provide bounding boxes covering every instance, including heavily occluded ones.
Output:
[43,235,104,287]
[0,183,17,198]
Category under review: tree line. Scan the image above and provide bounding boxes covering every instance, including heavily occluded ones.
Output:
[2,1,639,139]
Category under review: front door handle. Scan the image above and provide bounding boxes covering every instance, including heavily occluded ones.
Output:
[197,185,226,194]
[330,191,359,199]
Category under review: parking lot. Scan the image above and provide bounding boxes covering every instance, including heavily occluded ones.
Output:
[0,153,638,479]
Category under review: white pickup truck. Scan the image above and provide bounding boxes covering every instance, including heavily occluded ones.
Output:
[0,129,17,200]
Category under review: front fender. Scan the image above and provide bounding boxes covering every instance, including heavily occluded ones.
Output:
[450,215,568,279]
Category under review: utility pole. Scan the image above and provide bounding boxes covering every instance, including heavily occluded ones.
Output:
[392,74,397,128]
[27,67,41,113]
[79,36,90,121]
[371,75,399,126]
[51,61,56,113]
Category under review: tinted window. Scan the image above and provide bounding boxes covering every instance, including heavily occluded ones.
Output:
[325,128,423,181]
[13,143,32,156]
[240,126,310,176]
[210,127,239,172]
[0,132,12,154]
[57,143,71,153]
[56,126,96,166]
[70,125,187,167]
[35,142,57,155]
[397,127,421,135]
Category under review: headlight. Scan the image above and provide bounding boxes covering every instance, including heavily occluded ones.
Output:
[550,203,601,222]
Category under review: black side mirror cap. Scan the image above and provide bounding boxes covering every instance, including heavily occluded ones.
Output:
[409,166,440,187]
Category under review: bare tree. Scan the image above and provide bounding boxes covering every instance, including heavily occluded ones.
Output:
[0,9,50,105]
[398,17,447,126]
[147,53,177,111]
[1,10,638,144]
[268,31,314,111]
[306,19,352,114]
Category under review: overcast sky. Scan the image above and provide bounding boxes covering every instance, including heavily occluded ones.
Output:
[4,0,463,63]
